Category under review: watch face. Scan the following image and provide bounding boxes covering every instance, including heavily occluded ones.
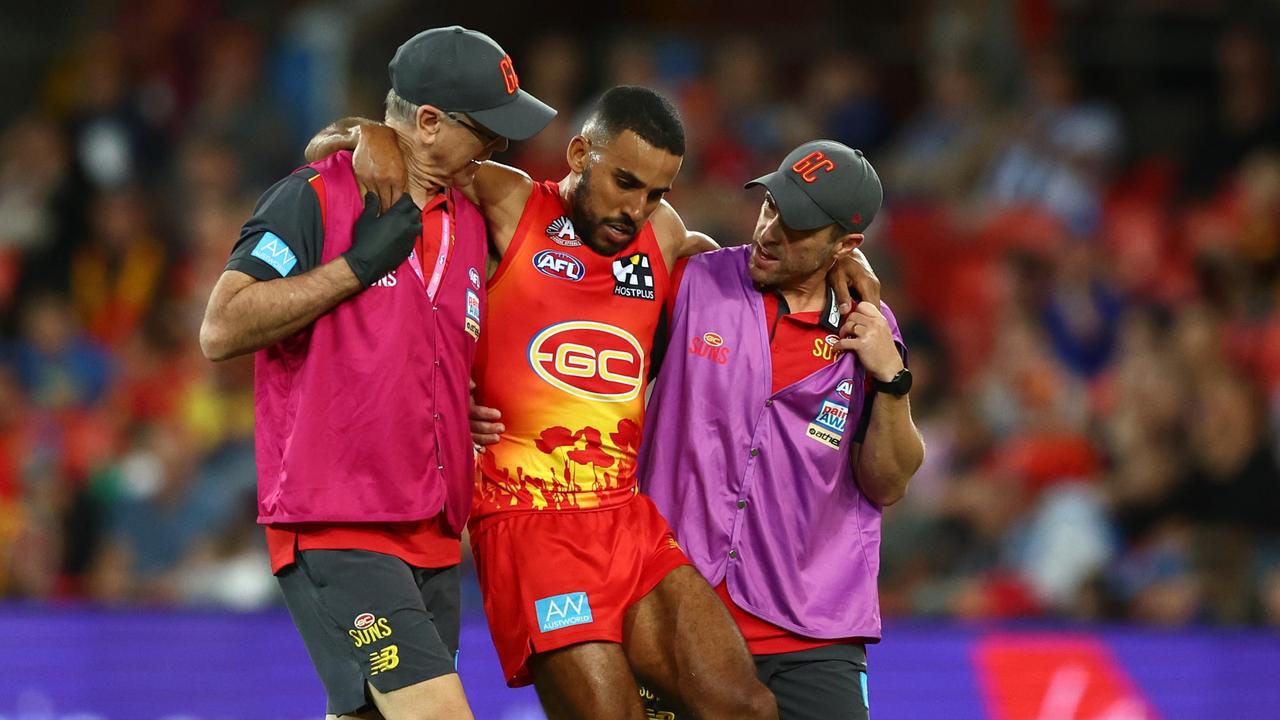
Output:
[895,368,913,395]
[878,368,911,396]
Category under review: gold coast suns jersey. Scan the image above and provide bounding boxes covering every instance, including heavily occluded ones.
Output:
[473,180,670,517]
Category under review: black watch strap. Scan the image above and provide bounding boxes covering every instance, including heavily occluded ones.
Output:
[872,368,912,397]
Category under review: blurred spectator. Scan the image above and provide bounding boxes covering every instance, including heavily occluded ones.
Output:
[1181,25,1280,201]
[70,188,167,348]
[982,49,1123,236]
[10,293,111,409]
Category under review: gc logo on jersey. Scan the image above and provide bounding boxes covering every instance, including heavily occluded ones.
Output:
[533,250,585,282]
[529,321,645,402]
[612,253,655,300]
[546,216,583,247]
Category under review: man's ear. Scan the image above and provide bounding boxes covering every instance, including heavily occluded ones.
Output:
[833,231,865,258]
[415,104,447,144]
[566,135,591,174]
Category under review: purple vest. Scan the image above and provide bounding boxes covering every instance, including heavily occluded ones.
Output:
[254,151,487,534]
[640,245,901,640]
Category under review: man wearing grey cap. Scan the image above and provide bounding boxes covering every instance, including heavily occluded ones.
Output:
[639,140,926,720]
[199,26,553,720]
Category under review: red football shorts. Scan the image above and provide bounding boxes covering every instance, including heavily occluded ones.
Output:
[468,493,691,687]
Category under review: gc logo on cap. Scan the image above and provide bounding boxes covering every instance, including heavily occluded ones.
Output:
[389,26,556,141]
[745,140,883,234]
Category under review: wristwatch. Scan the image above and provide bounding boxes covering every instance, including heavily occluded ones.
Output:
[871,368,912,397]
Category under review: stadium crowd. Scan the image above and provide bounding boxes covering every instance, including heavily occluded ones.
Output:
[0,0,1277,628]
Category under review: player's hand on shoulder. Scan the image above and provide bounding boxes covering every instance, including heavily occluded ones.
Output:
[836,301,902,381]
[353,123,408,213]
[343,192,421,288]
[828,249,881,315]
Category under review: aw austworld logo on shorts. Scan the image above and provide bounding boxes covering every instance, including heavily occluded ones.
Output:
[535,591,593,632]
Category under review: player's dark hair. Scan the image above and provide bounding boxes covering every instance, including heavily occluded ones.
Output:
[582,86,685,157]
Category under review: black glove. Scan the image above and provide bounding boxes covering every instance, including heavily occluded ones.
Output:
[343,192,421,288]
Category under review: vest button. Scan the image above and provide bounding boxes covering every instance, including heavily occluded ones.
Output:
[729,549,739,559]
[737,499,746,509]
[749,448,759,457]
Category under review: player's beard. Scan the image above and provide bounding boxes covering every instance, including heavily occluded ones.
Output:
[571,164,638,256]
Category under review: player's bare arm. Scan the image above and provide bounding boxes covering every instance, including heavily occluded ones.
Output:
[305,117,408,213]
[307,118,536,256]
[839,301,924,505]
[649,200,881,306]
[200,193,421,361]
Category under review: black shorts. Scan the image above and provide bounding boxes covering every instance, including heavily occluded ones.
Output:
[643,644,869,720]
[277,549,461,716]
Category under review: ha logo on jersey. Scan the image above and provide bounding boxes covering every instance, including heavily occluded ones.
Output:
[806,399,849,450]
[612,253,655,301]
[533,250,585,282]
[545,216,583,247]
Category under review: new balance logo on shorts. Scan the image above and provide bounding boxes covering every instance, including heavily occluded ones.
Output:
[535,591,594,632]
[612,253,655,300]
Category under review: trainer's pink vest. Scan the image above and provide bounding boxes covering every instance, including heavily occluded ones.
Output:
[254,151,487,534]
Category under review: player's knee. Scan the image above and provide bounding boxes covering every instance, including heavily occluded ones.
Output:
[738,682,778,720]
[695,679,776,720]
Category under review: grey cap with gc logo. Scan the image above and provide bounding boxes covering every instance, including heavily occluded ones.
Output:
[389,26,556,141]
[745,140,883,234]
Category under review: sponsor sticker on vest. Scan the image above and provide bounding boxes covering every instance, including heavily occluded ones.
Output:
[250,232,297,277]
[533,249,585,282]
[535,591,593,632]
[546,216,582,247]
[807,399,849,449]
[469,267,481,289]
[465,289,481,339]
[612,252,655,300]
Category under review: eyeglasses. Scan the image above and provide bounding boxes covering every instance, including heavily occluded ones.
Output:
[447,113,503,148]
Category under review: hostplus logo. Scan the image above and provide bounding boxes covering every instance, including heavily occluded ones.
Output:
[612,253,655,300]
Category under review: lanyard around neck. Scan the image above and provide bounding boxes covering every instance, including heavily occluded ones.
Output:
[406,200,454,303]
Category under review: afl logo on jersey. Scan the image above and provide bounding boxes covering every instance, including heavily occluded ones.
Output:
[529,321,645,402]
[835,379,855,400]
[546,216,582,247]
[533,250,585,282]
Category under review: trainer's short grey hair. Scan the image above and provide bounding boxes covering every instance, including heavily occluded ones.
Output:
[384,89,420,126]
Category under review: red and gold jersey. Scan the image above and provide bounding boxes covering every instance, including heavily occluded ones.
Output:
[473,181,670,517]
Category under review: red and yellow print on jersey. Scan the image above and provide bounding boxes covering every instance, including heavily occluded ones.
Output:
[474,181,670,517]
